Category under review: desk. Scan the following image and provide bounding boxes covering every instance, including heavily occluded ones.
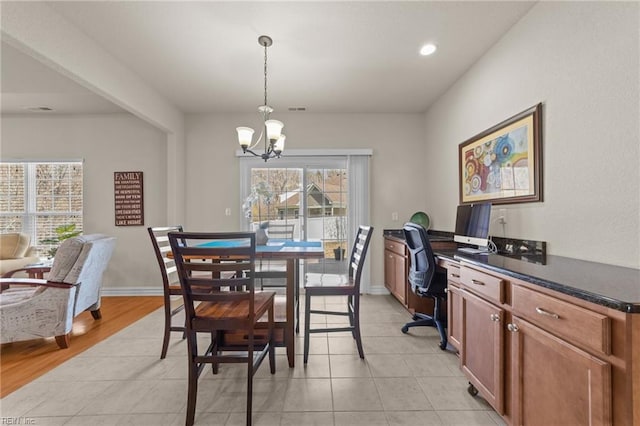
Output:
[432,250,640,425]
[182,239,325,368]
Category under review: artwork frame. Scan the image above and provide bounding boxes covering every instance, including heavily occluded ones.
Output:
[459,103,542,205]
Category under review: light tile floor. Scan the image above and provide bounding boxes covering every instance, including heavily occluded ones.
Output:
[1,294,505,425]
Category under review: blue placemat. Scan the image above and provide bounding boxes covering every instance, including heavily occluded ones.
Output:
[276,240,322,248]
[198,240,248,248]
[198,239,321,249]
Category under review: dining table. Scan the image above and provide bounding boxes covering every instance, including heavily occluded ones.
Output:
[180,238,325,368]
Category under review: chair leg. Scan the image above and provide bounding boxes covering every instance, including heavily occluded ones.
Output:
[303,291,311,364]
[347,295,355,338]
[185,332,199,426]
[295,277,300,334]
[352,296,364,359]
[90,309,102,320]
[212,331,220,374]
[246,339,254,426]
[161,304,172,359]
[269,305,276,374]
[400,296,448,350]
[55,333,70,349]
[433,296,448,350]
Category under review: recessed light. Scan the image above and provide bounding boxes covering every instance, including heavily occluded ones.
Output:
[420,43,437,56]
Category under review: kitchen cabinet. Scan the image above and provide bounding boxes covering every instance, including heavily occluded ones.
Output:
[384,237,406,304]
[383,234,456,315]
[448,259,637,425]
[444,261,462,351]
[459,264,506,414]
[509,283,612,425]
[509,315,611,425]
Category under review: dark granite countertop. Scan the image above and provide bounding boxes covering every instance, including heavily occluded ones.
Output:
[435,250,640,313]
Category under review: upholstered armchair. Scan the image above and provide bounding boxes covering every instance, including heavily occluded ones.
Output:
[0,234,116,348]
[0,232,39,276]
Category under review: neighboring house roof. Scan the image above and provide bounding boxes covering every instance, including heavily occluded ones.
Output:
[274,181,346,210]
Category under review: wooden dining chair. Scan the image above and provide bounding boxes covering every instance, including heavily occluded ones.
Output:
[167,231,276,426]
[303,225,374,364]
[148,225,186,359]
[256,222,295,291]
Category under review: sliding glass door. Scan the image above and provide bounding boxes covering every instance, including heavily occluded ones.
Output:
[239,153,370,289]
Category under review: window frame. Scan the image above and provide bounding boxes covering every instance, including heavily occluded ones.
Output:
[0,160,84,257]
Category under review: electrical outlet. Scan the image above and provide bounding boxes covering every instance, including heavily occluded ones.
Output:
[391,212,398,221]
[225,208,231,216]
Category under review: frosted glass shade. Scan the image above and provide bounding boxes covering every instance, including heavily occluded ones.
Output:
[274,134,285,153]
[236,127,254,148]
[265,120,284,141]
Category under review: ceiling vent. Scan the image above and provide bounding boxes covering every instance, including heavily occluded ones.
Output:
[25,106,54,112]
[287,107,306,112]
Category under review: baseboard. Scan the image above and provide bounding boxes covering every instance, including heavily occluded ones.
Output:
[102,287,163,296]
[365,285,391,296]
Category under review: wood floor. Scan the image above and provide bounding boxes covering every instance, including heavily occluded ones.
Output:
[0,296,164,398]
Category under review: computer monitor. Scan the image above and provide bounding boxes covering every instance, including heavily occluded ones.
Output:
[454,203,491,249]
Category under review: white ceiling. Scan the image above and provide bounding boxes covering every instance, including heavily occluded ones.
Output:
[1,1,536,115]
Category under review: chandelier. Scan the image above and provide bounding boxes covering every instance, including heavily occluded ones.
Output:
[236,35,285,162]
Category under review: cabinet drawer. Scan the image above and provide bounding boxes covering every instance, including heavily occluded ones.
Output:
[446,263,461,284]
[384,239,405,256]
[512,285,611,355]
[460,266,504,304]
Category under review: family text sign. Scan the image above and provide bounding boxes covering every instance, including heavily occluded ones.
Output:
[114,171,144,226]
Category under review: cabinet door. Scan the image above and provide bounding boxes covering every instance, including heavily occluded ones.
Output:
[461,289,504,413]
[509,316,611,426]
[384,249,405,304]
[447,283,463,352]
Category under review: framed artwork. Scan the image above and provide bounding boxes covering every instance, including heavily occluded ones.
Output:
[459,103,542,205]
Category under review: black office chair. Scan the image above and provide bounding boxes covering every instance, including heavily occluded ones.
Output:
[400,222,448,350]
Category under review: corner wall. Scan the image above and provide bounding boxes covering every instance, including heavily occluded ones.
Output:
[423,1,639,268]
[1,114,169,292]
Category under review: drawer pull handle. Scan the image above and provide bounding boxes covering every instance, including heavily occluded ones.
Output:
[471,279,485,286]
[451,273,460,278]
[535,307,560,319]
[507,323,519,332]
[490,314,500,322]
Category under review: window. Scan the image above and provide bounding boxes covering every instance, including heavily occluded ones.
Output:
[0,161,83,256]
[239,150,371,290]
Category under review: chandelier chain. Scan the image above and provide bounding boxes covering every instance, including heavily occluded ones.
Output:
[263,42,268,108]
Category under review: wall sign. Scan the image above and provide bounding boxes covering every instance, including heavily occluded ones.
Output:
[114,171,144,226]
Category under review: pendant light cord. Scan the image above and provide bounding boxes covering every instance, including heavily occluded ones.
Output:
[263,42,268,108]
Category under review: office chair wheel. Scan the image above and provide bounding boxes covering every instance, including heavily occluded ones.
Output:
[467,383,479,397]
[401,325,409,334]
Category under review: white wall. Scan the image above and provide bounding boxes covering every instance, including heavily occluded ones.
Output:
[186,112,427,291]
[4,1,637,299]
[423,1,639,268]
[1,114,169,292]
